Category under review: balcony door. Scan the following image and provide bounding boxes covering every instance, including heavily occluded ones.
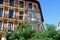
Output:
[0,8,3,17]
[9,10,14,18]
[8,22,13,31]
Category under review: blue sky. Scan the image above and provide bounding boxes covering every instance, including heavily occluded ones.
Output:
[38,0,60,28]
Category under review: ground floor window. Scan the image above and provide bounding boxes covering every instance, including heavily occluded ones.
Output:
[8,22,13,31]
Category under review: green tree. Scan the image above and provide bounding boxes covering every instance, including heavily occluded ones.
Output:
[5,23,60,40]
[5,23,35,40]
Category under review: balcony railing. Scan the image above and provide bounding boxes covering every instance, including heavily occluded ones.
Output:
[0,26,7,32]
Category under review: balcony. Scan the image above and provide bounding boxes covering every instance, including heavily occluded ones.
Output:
[0,14,26,24]
[31,18,37,22]
[0,31,4,36]
[7,5,16,10]
[0,1,6,8]
[0,4,6,8]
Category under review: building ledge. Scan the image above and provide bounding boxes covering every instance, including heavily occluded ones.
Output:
[0,4,6,8]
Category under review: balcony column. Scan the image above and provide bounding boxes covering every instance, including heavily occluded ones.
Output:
[23,11,26,20]
[15,9,18,19]
[1,32,6,40]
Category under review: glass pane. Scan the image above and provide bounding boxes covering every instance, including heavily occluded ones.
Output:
[29,3,32,9]
[0,8,3,17]
[19,1,24,8]
[9,10,14,18]
[0,0,4,4]
[19,23,21,26]
[10,0,14,6]
[8,22,13,31]
[28,13,32,20]
[0,21,2,30]
[19,11,23,16]
[19,16,23,20]
[19,11,23,20]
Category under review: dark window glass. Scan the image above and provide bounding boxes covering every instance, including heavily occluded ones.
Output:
[8,22,13,31]
[0,0,4,4]
[19,11,23,20]
[19,23,21,26]
[0,8,3,17]
[19,11,23,15]
[9,10,14,18]
[29,3,32,9]
[0,21,2,31]
[19,16,23,20]
[9,0,14,6]
[19,23,23,26]
[19,1,24,8]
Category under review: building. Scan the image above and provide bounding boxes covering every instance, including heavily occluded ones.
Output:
[0,0,44,40]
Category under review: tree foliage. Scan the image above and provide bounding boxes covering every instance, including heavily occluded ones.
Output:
[5,23,60,40]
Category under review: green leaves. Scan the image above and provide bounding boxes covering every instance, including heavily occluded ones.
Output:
[5,23,60,40]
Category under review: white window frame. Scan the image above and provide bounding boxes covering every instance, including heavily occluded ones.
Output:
[7,22,13,31]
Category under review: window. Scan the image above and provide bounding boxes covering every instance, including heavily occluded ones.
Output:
[19,16,23,20]
[29,3,32,9]
[0,0,4,4]
[0,21,2,31]
[19,1,24,8]
[32,13,37,21]
[28,12,32,21]
[8,22,13,31]
[19,23,21,26]
[28,13,32,21]
[19,11,23,20]
[19,11,23,14]
[19,23,23,26]
[9,10,14,18]
[9,0,14,6]
[34,5,36,10]
[0,8,3,17]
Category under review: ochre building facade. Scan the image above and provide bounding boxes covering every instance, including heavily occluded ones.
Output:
[0,0,44,40]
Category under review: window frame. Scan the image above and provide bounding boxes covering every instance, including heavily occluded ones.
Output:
[0,0,4,4]
[34,4,37,10]
[8,9,15,18]
[33,3,38,10]
[19,1,24,8]
[19,11,24,20]
[9,0,15,6]
[28,3,32,9]
[8,22,13,31]
[0,8,4,17]
[0,21,3,31]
